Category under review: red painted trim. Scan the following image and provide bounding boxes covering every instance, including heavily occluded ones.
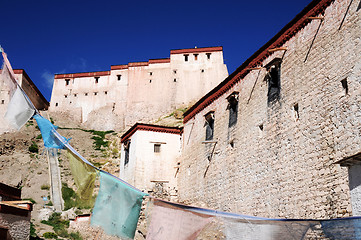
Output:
[0,204,31,217]
[183,0,333,123]
[149,58,170,64]
[128,62,149,67]
[0,183,21,200]
[171,46,223,55]
[54,71,110,79]
[121,123,182,143]
[111,65,129,70]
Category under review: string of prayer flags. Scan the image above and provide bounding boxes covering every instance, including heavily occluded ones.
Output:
[146,199,213,240]
[220,217,316,240]
[320,217,361,240]
[91,171,148,239]
[5,87,35,130]
[67,149,97,202]
[33,114,69,149]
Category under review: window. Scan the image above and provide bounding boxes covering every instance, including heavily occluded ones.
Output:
[95,77,99,83]
[264,58,281,104]
[65,79,70,86]
[64,95,68,98]
[149,72,153,76]
[154,144,161,153]
[173,70,177,74]
[174,78,177,82]
[227,92,239,127]
[85,93,88,96]
[194,54,198,61]
[149,80,152,83]
[1,100,4,104]
[55,103,58,107]
[124,141,130,166]
[74,94,77,97]
[117,75,122,81]
[341,78,349,95]
[94,92,98,95]
[184,54,189,62]
[205,112,215,140]
[206,53,211,60]
[105,91,108,95]
[201,69,204,73]
[293,103,300,120]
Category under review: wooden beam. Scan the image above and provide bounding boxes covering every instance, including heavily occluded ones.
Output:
[307,16,324,20]
[246,67,264,71]
[268,47,288,52]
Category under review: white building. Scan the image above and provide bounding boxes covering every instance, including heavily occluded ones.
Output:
[49,47,228,130]
[119,123,182,194]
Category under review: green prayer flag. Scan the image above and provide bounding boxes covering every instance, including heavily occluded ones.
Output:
[67,150,97,201]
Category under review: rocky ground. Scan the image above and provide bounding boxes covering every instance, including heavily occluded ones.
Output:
[0,107,187,239]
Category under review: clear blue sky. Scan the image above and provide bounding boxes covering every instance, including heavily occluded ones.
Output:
[1,0,312,101]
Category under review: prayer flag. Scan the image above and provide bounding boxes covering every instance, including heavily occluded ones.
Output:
[146,200,213,240]
[67,150,97,202]
[91,171,147,239]
[5,87,34,130]
[33,114,68,149]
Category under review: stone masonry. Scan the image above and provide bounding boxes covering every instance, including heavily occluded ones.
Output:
[178,0,361,220]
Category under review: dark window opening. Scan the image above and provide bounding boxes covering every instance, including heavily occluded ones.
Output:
[194,54,198,61]
[94,92,98,95]
[1,100,4,104]
[205,112,215,141]
[105,91,108,95]
[173,70,177,74]
[259,124,264,131]
[184,54,189,62]
[55,103,58,107]
[201,69,204,73]
[150,72,153,76]
[154,144,161,153]
[65,79,70,86]
[206,53,211,60]
[294,103,300,120]
[85,93,88,96]
[95,77,99,83]
[74,94,77,97]
[124,141,130,166]
[64,95,68,98]
[227,92,239,127]
[174,79,177,82]
[341,78,349,95]
[149,80,152,83]
[117,75,122,81]
[230,140,234,148]
[265,58,281,103]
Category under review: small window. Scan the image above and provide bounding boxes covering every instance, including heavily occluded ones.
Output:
[85,93,88,96]
[201,69,204,73]
[65,79,70,86]
[149,72,153,76]
[173,70,177,74]
[205,112,215,141]
[341,78,349,95]
[149,80,152,83]
[117,75,122,81]
[206,53,211,60]
[294,103,300,120]
[174,78,177,82]
[124,141,130,166]
[55,103,58,107]
[64,95,68,98]
[154,144,161,153]
[227,92,239,127]
[264,58,281,104]
[194,54,198,61]
[105,91,108,95]
[95,77,99,83]
[184,54,189,62]
[94,92,98,95]
[1,100,4,104]
[74,94,77,97]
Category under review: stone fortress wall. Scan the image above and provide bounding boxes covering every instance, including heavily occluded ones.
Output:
[178,0,361,219]
[49,47,228,130]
